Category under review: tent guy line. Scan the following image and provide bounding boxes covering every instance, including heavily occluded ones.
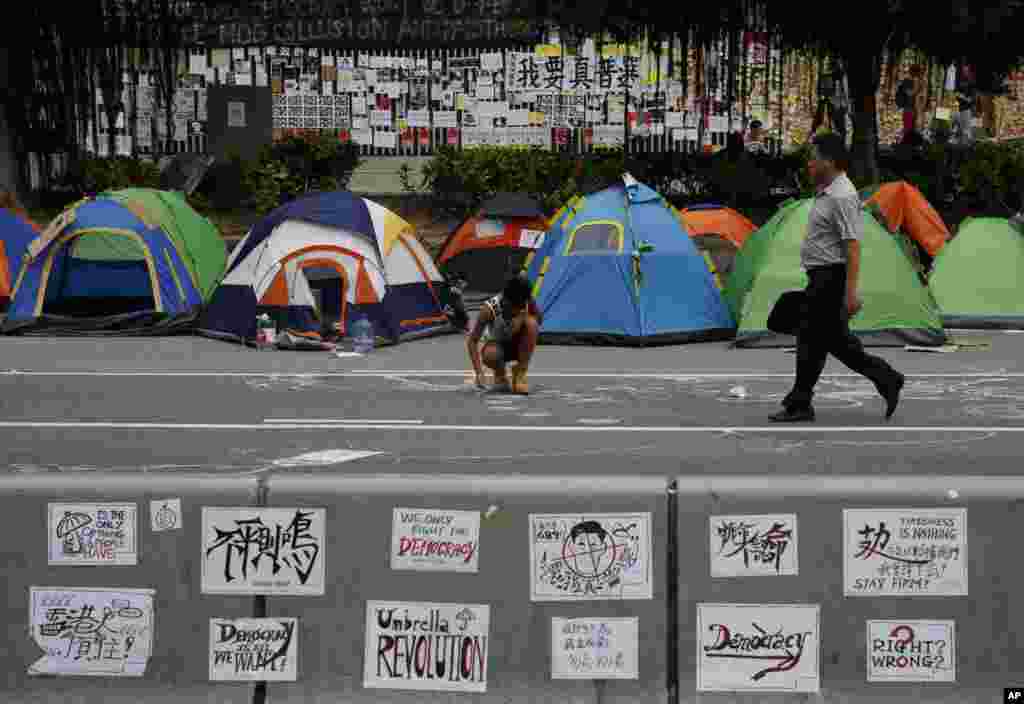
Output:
[1,421,1023,432]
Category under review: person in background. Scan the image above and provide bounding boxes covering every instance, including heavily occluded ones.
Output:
[746,120,769,154]
[896,65,925,143]
[830,64,850,146]
[467,274,542,395]
[953,64,977,145]
[771,133,905,423]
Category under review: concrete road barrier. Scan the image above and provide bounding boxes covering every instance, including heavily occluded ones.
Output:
[261,473,670,703]
[0,475,259,704]
[675,475,1024,703]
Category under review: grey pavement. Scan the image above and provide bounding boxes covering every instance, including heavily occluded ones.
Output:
[2,331,1023,478]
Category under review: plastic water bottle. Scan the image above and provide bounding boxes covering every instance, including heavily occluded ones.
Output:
[351,316,374,354]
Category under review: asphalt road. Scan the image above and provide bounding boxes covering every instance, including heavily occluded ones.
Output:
[2,331,1024,477]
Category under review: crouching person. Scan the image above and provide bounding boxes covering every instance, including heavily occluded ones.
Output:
[467,274,541,394]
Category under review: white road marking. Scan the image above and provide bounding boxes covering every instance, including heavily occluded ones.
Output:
[577,418,623,425]
[263,419,423,424]
[1,370,1022,378]
[1,421,1024,433]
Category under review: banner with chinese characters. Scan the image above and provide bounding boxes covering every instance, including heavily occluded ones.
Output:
[201,507,326,595]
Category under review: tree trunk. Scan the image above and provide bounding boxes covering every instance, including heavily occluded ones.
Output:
[844,52,881,187]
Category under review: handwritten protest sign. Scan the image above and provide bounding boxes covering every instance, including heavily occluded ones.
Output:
[364,601,489,692]
[867,620,955,683]
[551,617,639,679]
[201,507,326,595]
[209,618,298,681]
[391,508,480,572]
[710,514,798,577]
[697,603,820,692]
[48,503,138,566]
[843,508,967,596]
[28,587,154,677]
[529,513,652,601]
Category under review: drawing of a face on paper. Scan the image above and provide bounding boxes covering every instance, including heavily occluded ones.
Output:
[530,513,652,601]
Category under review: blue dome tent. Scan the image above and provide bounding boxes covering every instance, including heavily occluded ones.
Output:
[523,174,736,346]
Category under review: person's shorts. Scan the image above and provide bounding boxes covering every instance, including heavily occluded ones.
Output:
[486,337,519,364]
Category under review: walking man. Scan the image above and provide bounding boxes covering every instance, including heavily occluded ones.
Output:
[771,133,905,422]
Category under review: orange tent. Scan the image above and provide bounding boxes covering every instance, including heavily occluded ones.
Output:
[673,204,757,288]
[862,181,949,257]
[438,193,549,294]
[677,204,757,248]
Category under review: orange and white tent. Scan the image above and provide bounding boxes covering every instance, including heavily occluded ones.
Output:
[199,192,451,345]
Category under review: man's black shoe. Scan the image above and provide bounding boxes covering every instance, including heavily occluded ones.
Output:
[769,407,815,423]
[882,372,905,420]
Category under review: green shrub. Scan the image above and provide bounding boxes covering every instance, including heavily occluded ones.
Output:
[419,146,630,216]
[68,156,161,194]
[243,132,361,215]
[957,142,1024,212]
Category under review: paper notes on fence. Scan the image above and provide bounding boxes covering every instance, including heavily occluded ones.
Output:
[697,603,820,693]
[209,618,298,681]
[867,620,955,683]
[529,513,653,601]
[48,503,138,566]
[843,508,967,596]
[150,498,182,532]
[29,587,155,677]
[710,514,798,577]
[551,618,639,679]
[391,508,481,573]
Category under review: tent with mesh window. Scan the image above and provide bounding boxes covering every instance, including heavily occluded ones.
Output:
[522,175,736,345]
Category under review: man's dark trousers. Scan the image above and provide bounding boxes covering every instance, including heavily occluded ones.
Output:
[783,263,899,410]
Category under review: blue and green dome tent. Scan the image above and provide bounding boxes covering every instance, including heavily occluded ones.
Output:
[523,174,736,346]
[2,189,226,335]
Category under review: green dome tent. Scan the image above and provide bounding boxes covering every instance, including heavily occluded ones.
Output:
[723,198,946,347]
[928,217,1024,329]
[101,188,227,300]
